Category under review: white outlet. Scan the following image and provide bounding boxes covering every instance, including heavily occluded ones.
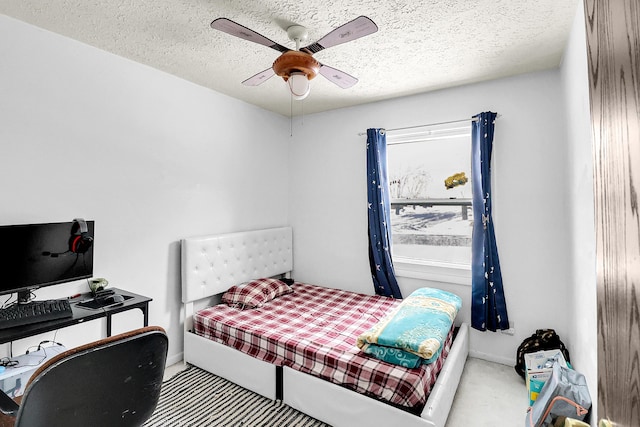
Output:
[501,322,515,336]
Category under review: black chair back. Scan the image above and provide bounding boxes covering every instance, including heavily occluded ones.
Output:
[15,327,168,427]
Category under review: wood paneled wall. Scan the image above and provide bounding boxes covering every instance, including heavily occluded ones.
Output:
[584,0,640,424]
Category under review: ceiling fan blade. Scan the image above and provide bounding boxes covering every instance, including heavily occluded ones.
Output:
[211,18,290,53]
[242,68,276,86]
[319,64,358,89]
[302,16,378,54]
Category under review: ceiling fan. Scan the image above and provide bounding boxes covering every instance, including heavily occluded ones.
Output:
[210,16,378,100]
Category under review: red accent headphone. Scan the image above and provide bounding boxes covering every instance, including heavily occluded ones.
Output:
[69,218,93,254]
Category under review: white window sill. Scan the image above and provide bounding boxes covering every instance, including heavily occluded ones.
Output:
[393,257,471,286]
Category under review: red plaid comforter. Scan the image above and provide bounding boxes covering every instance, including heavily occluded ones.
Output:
[194,282,453,410]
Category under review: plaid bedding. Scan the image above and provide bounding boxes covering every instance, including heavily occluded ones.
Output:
[194,282,454,410]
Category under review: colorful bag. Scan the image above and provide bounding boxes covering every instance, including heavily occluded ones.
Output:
[515,329,571,379]
[525,362,591,427]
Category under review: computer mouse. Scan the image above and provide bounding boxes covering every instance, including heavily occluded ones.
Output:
[104,294,125,305]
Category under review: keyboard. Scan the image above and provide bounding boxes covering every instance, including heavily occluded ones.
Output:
[0,300,73,330]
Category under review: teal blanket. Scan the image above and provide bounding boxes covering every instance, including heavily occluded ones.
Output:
[356,287,462,368]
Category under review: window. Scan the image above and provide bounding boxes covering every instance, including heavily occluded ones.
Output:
[386,122,472,283]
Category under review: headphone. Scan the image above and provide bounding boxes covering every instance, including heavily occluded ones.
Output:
[69,218,93,254]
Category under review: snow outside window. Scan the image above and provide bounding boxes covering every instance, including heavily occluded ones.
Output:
[386,122,472,285]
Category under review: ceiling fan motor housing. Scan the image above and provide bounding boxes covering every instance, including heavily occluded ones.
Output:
[286,25,309,43]
[273,51,320,81]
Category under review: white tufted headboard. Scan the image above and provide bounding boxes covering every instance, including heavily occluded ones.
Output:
[181,227,293,304]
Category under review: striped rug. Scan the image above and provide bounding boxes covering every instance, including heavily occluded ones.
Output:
[144,365,330,427]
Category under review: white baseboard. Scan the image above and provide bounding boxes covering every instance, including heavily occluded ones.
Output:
[469,350,514,366]
[165,351,183,367]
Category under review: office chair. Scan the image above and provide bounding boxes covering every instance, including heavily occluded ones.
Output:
[0,326,168,427]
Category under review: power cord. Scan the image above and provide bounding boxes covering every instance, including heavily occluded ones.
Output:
[1,294,12,309]
[0,358,18,368]
[25,340,63,355]
[5,331,64,367]
[22,340,64,367]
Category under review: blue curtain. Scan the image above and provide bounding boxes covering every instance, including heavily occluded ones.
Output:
[366,128,402,299]
[471,112,509,331]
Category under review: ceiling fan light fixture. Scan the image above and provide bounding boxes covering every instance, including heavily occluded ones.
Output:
[272,50,319,101]
[288,72,311,100]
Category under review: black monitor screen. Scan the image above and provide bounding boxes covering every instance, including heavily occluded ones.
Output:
[0,220,94,297]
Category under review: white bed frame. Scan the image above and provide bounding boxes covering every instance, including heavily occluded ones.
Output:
[182,227,469,427]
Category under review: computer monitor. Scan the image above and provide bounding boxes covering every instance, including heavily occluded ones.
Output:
[0,220,94,302]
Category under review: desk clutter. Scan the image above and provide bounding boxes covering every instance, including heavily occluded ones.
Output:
[77,289,131,310]
[0,344,66,398]
[517,329,592,426]
[0,288,131,331]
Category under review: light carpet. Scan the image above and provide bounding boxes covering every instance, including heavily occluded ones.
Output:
[144,365,329,427]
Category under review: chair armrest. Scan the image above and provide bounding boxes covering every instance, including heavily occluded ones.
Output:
[0,390,18,416]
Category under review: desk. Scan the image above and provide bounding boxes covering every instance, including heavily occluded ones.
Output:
[0,288,152,344]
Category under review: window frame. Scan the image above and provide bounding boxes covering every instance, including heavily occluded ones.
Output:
[385,122,473,285]
[393,257,471,285]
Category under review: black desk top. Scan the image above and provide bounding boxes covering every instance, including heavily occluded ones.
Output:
[0,288,152,344]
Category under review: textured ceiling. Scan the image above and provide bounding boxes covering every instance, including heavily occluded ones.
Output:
[1,0,580,117]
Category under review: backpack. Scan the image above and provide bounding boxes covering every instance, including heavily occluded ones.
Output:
[515,329,570,379]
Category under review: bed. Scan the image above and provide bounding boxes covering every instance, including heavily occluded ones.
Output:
[182,227,469,427]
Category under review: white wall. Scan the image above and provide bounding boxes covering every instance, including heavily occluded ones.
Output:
[289,69,573,365]
[0,15,290,363]
[560,1,598,421]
